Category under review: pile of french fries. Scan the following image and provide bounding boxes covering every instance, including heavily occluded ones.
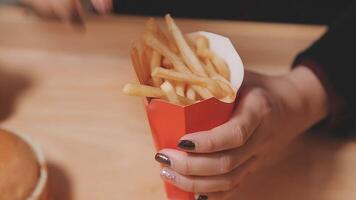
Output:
[123,14,237,106]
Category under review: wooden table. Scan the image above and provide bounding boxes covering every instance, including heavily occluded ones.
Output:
[1,6,356,200]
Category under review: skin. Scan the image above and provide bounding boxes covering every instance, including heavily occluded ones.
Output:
[158,66,328,199]
[21,0,113,23]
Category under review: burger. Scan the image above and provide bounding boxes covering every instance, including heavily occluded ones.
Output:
[0,129,46,200]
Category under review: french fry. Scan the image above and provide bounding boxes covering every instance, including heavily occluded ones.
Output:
[143,32,214,99]
[143,43,153,64]
[143,32,191,74]
[145,18,160,34]
[186,86,197,101]
[146,18,179,54]
[215,78,235,97]
[165,14,208,77]
[177,93,195,105]
[185,35,197,52]
[123,83,194,105]
[220,95,235,103]
[161,28,180,54]
[203,58,219,78]
[152,67,225,98]
[152,67,203,85]
[175,82,186,97]
[214,75,236,92]
[196,36,231,81]
[211,56,230,81]
[126,16,236,106]
[196,35,210,54]
[150,50,163,87]
[123,83,165,98]
[191,85,213,99]
[160,80,181,105]
[203,59,236,96]
[131,41,151,84]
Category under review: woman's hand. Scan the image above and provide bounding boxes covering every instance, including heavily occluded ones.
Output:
[155,67,328,200]
[22,0,112,23]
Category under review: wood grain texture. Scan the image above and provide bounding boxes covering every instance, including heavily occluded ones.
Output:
[1,5,356,200]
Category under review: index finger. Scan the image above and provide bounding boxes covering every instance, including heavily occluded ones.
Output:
[178,88,271,153]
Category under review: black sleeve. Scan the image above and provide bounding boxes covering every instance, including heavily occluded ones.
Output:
[294,2,356,134]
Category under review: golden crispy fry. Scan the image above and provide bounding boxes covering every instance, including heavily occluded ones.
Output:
[196,35,210,51]
[161,28,180,54]
[177,94,195,105]
[196,35,212,58]
[146,18,169,46]
[146,18,179,53]
[152,67,203,85]
[126,16,236,105]
[123,83,165,98]
[203,58,219,77]
[143,32,214,100]
[185,35,197,52]
[191,85,213,99]
[150,51,163,87]
[143,32,191,74]
[196,36,231,81]
[211,56,230,81]
[145,18,159,33]
[165,14,208,77]
[213,74,236,92]
[186,86,197,101]
[220,95,235,103]
[123,83,193,105]
[215,78,235,97]
[203,59,236,96]
[175,82,186,97]
[152,67,225,98]
[160,80,181,105]
[131,41,152,84]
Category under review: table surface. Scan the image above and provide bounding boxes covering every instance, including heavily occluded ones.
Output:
[1,6,356,200]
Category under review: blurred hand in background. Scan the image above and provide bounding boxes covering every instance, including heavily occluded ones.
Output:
[21,0,112,23]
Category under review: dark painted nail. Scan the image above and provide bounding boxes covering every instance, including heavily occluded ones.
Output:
[197,195,208,200]
[155,153,171,166]
[178,140,195,150]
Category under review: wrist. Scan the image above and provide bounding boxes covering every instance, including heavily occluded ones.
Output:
[284,66,329,130]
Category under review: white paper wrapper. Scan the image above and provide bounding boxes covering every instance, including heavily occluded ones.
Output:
[190,31,244,90]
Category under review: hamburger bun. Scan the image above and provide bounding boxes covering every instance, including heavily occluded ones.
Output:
[0,129,40,200]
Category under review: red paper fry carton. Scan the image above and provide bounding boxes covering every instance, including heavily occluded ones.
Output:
[131,31,244,200]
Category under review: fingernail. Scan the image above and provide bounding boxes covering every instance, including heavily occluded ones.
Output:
[155,153,171,166]
[160,168,176,182]
[197,195,208,200]
[178,140,195,150]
